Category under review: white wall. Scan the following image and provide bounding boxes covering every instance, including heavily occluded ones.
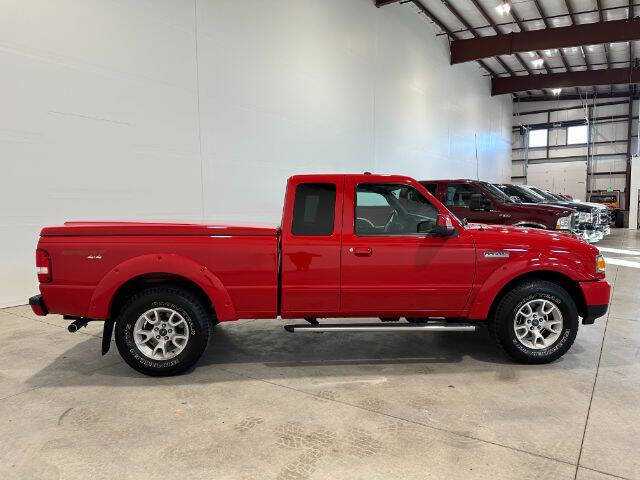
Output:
[0,0,512,307]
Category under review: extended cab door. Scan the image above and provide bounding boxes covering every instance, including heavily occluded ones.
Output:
[340,177,475,316]
[280,176,343,318]
[443,182,501,224]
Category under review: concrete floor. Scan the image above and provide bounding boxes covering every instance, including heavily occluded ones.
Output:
[1,229,639,480]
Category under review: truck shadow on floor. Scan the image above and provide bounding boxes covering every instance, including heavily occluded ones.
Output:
[25,319,587,387]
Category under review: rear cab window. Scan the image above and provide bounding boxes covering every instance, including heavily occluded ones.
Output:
[291,183,336,236]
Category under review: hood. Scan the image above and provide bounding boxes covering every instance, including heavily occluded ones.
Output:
[466,223,597,254]
[548,200,596,213]
[503,202,574,216]
[577,201,609,210]
[40,221,279,237]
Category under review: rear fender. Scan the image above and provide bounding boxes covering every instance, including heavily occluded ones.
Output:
[88,254,236,321]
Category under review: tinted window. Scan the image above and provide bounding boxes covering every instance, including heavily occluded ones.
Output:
[355,184,438,235]
[445,184,477,207]
[480,182,513,203]
[292,183,336,236]
[422,183,438,195]
[494,184,540,203]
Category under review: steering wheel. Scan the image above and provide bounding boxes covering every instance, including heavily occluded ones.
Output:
[384,210,398,232]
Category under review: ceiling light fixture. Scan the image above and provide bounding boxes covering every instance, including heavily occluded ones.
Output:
[532,58,544,68]
[551,88,562,95]
[495,1,511,15]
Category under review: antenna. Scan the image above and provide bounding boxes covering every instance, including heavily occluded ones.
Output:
[475,133,479,180]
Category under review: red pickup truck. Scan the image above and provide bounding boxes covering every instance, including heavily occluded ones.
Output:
[29,174,610,376]
[420,179,577,231]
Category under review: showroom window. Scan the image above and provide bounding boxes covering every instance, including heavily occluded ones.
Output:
[528,129,548,148]
[445,183,477,207]
[567,125,588,145]
[355,184,437,235]
[291,183,336,236]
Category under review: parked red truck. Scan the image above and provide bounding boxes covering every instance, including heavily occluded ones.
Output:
[30,174,610,376]
[420,179,577,231]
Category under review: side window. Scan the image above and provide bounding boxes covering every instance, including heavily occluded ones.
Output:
[355,184,438,235]
[445,184,477,207]
[292,183,336,236]
[422,183,438,195]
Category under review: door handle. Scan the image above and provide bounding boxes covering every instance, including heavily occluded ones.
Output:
[349,247,372,257]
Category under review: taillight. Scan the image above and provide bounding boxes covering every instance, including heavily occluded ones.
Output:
[36,249,52,283]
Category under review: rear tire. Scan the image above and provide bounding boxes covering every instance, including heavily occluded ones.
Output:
[614,210,624,228]
[489,280,578,364]
[115,286,211,376]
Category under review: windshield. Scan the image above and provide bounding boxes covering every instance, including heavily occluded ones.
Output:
[528,186,560,201]
[480,182,514,203]
[515,185,548,202]
[494,184,542,203]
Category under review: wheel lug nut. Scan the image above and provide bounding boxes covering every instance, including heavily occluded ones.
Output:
[154,328,158,331]
[164,336,169,340]
[156,335,160,339]
[168,329,172,333]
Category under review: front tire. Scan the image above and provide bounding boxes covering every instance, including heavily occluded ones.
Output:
[115,286,211,376]
[490,280,578,364]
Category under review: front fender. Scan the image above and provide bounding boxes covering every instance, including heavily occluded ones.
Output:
[87,253,237,321]
[467,249,589,320]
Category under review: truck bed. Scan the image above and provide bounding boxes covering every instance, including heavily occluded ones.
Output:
[38,221,279,320]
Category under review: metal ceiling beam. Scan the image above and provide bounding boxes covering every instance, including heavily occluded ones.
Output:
[509,6,551,75]
[564,0,592,94]
[374,0,402,6]
[437,4,640,36]
[450,18,640,64]
[595,0,604,22]
[467,0,532,76]
[515,91,637,101]
[492,66,640,95]
[531,0,571,71]
[411,1,499,78]
[436,4,640,35]
[513,100,630,116]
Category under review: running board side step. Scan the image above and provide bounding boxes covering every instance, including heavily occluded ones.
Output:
[284,323,477,333]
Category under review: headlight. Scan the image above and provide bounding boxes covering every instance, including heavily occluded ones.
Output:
[577,211,592,223]
[596,254,606,274]
[556,215,572,230]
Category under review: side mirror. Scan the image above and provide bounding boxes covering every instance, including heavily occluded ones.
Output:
[418,214,456,237]
[470,193,491,211]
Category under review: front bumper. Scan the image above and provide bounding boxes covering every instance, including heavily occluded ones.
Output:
[579,280,611,325]
[582,305,609,325]
[29,294,48,316]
